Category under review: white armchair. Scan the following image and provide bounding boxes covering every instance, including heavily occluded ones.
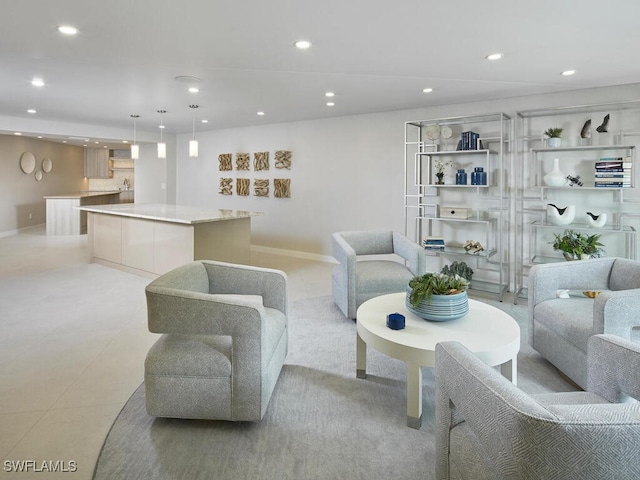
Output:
[528,257,640,389]
[331,230,426,319]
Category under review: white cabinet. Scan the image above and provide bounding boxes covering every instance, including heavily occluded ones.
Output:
[84,148,112,178]
[515,101,640,302]
[404,113,511,299]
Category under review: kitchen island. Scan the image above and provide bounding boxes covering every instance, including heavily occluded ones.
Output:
[44,191,120,235]
[77,203,263,277]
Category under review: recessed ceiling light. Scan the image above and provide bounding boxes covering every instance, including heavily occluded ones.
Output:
[159,124,165,129]
[57,25,78,35]
[189,87,199,93]
[94,141,99,144]
[294,40,311,49]
[31,78,45,87]
[62,140,67,143]
[325,92,335,97]
[326,102,335,107]
[201,119,209,123]
[27,109,37,114]
[37,136,43,139]
[122,140,129,144]
[422,88,433,93]
[561,70,576,76]
[14,132,22,136]
[486,53,503,61]
[257,111,265,116]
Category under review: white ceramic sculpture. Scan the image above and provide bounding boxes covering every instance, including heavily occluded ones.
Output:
[586,212,607,228]
[547,204,575,225]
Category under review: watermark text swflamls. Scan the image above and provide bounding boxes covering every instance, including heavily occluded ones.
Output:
[4,460,77,473]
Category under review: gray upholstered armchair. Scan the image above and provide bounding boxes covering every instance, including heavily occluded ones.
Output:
[435,335,640,480]
[144,260,288,421]
[331,230,426,319]
[528,257,640,389]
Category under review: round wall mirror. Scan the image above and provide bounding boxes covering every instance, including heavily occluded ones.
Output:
[42,157,53,173]
[20,152,36,174]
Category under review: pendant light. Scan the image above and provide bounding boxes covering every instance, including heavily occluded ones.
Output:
[130,114,140,160]
[157,110,167,159]
[189,104,199,157]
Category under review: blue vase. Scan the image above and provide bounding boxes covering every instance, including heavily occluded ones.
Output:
[455,169,467,185]
[471,167,486,185]
[405,289,469,322]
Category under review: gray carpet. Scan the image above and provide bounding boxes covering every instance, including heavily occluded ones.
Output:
[93,295,575,480]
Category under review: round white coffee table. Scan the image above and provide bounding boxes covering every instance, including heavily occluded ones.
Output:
[356,292,520,429]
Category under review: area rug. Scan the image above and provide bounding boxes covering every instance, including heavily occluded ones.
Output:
[93,295,574,480]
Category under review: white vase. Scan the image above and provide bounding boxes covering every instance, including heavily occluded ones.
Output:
[547,204,575,225]
[586,212,607,228]
[544,158,567,187]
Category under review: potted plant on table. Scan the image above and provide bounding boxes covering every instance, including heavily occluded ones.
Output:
[544,127,563,148]
[434,158,452,185]
[551,229,605,260]
[406,273,470,321]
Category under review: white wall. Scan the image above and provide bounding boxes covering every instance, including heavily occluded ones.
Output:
[175,83,640,259]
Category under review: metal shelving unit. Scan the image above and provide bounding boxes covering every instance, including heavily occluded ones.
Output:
[404,112,511,300]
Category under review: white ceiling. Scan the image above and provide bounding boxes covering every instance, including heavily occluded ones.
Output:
[2,0,640,146]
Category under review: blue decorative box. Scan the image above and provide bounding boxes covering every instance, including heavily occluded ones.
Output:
[386,312,405,330]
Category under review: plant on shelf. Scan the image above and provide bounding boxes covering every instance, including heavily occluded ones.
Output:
[543,127,563,138]
[408,272,469,307]
[441,261,474,282]
[544,127,563,148]
[551,229,606,260]
[434,158,452,185]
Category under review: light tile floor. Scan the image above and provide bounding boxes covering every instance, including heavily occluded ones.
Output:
[0,226,333,479]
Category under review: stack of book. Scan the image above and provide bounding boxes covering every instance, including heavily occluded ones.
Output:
[594,157,632,188]
[459,131,480,150]
[423,237,445,250]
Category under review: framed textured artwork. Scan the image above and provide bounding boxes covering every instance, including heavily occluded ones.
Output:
[254,179,269,197]
[254,151,269,171]
[219,153,232,171]
[236,153,250,170]
[275,150,292,169]
[236,178,250,196]
[274,178,291,198]
[219,178,233,195]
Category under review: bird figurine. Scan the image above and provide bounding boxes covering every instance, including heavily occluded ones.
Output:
[586,212,607,228]
[547,204,576,225]
[596,114,610,133]
[580,119,591,138]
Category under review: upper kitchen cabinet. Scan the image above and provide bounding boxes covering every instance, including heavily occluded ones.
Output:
[84,148,113,178]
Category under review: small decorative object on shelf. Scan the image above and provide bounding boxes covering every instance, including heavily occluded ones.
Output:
[544,127,563,148]
[470,167,487,185]
[455,168,467,185]
[580,119,592,139]
[551,229,605,260]
[547,204,575,225]
[586,212,607,228]
[543,158,567,186]
[441,261,474,282]
[566,174,583,187]
[406,273,469,322]
[596,114,610,133]
[463,240,484,254]
[434,158,452,185]
[425,124,441,144]
[458,131,480,150]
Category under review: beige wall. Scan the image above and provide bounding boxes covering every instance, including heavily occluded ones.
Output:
[0,135,86,235]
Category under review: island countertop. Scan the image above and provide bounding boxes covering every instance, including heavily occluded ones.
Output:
[77,203,263,225]
[44,191,121,200]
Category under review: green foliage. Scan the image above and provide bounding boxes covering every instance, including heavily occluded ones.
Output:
[551,229,606,259]
[543,127,563,138]
[408,273,469,307]
[441,261,474,281]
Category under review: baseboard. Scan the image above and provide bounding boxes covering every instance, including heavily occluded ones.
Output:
[0,223,45,238]
[251,244,335,264]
